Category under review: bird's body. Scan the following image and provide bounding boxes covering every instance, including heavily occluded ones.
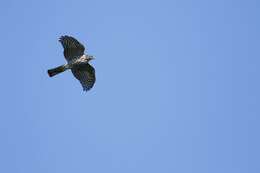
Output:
[67,54,92,68]
[47,35,96,91]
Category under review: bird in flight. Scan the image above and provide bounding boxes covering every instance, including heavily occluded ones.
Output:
[48,35,96,92]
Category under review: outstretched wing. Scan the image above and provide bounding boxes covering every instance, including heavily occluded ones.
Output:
[71,63,96,91]
[59,35,85,62]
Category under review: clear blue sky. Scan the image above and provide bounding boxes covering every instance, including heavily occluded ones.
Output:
[0,0,259,172]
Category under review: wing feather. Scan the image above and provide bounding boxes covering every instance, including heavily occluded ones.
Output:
[59,35,85,62]
[71,63,95,91]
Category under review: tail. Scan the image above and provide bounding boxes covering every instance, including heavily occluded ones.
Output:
[47,65,67,77]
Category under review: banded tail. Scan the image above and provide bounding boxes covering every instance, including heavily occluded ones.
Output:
[47,65,67,77]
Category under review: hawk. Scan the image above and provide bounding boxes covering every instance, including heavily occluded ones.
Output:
[47,35,96,92]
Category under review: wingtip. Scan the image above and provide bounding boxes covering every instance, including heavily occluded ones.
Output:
[59,35,67,40]
[83,86,93,92]
[59,35,71,39]
[83,88,89,92]
[58,35,65,42]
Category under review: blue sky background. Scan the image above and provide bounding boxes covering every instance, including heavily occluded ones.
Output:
[0,0,259,172]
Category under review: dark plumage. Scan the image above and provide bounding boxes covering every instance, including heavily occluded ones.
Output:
[71,63,96,91]
[47,35,96,92]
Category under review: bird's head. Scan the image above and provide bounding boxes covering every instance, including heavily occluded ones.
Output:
[86,55,95,62]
